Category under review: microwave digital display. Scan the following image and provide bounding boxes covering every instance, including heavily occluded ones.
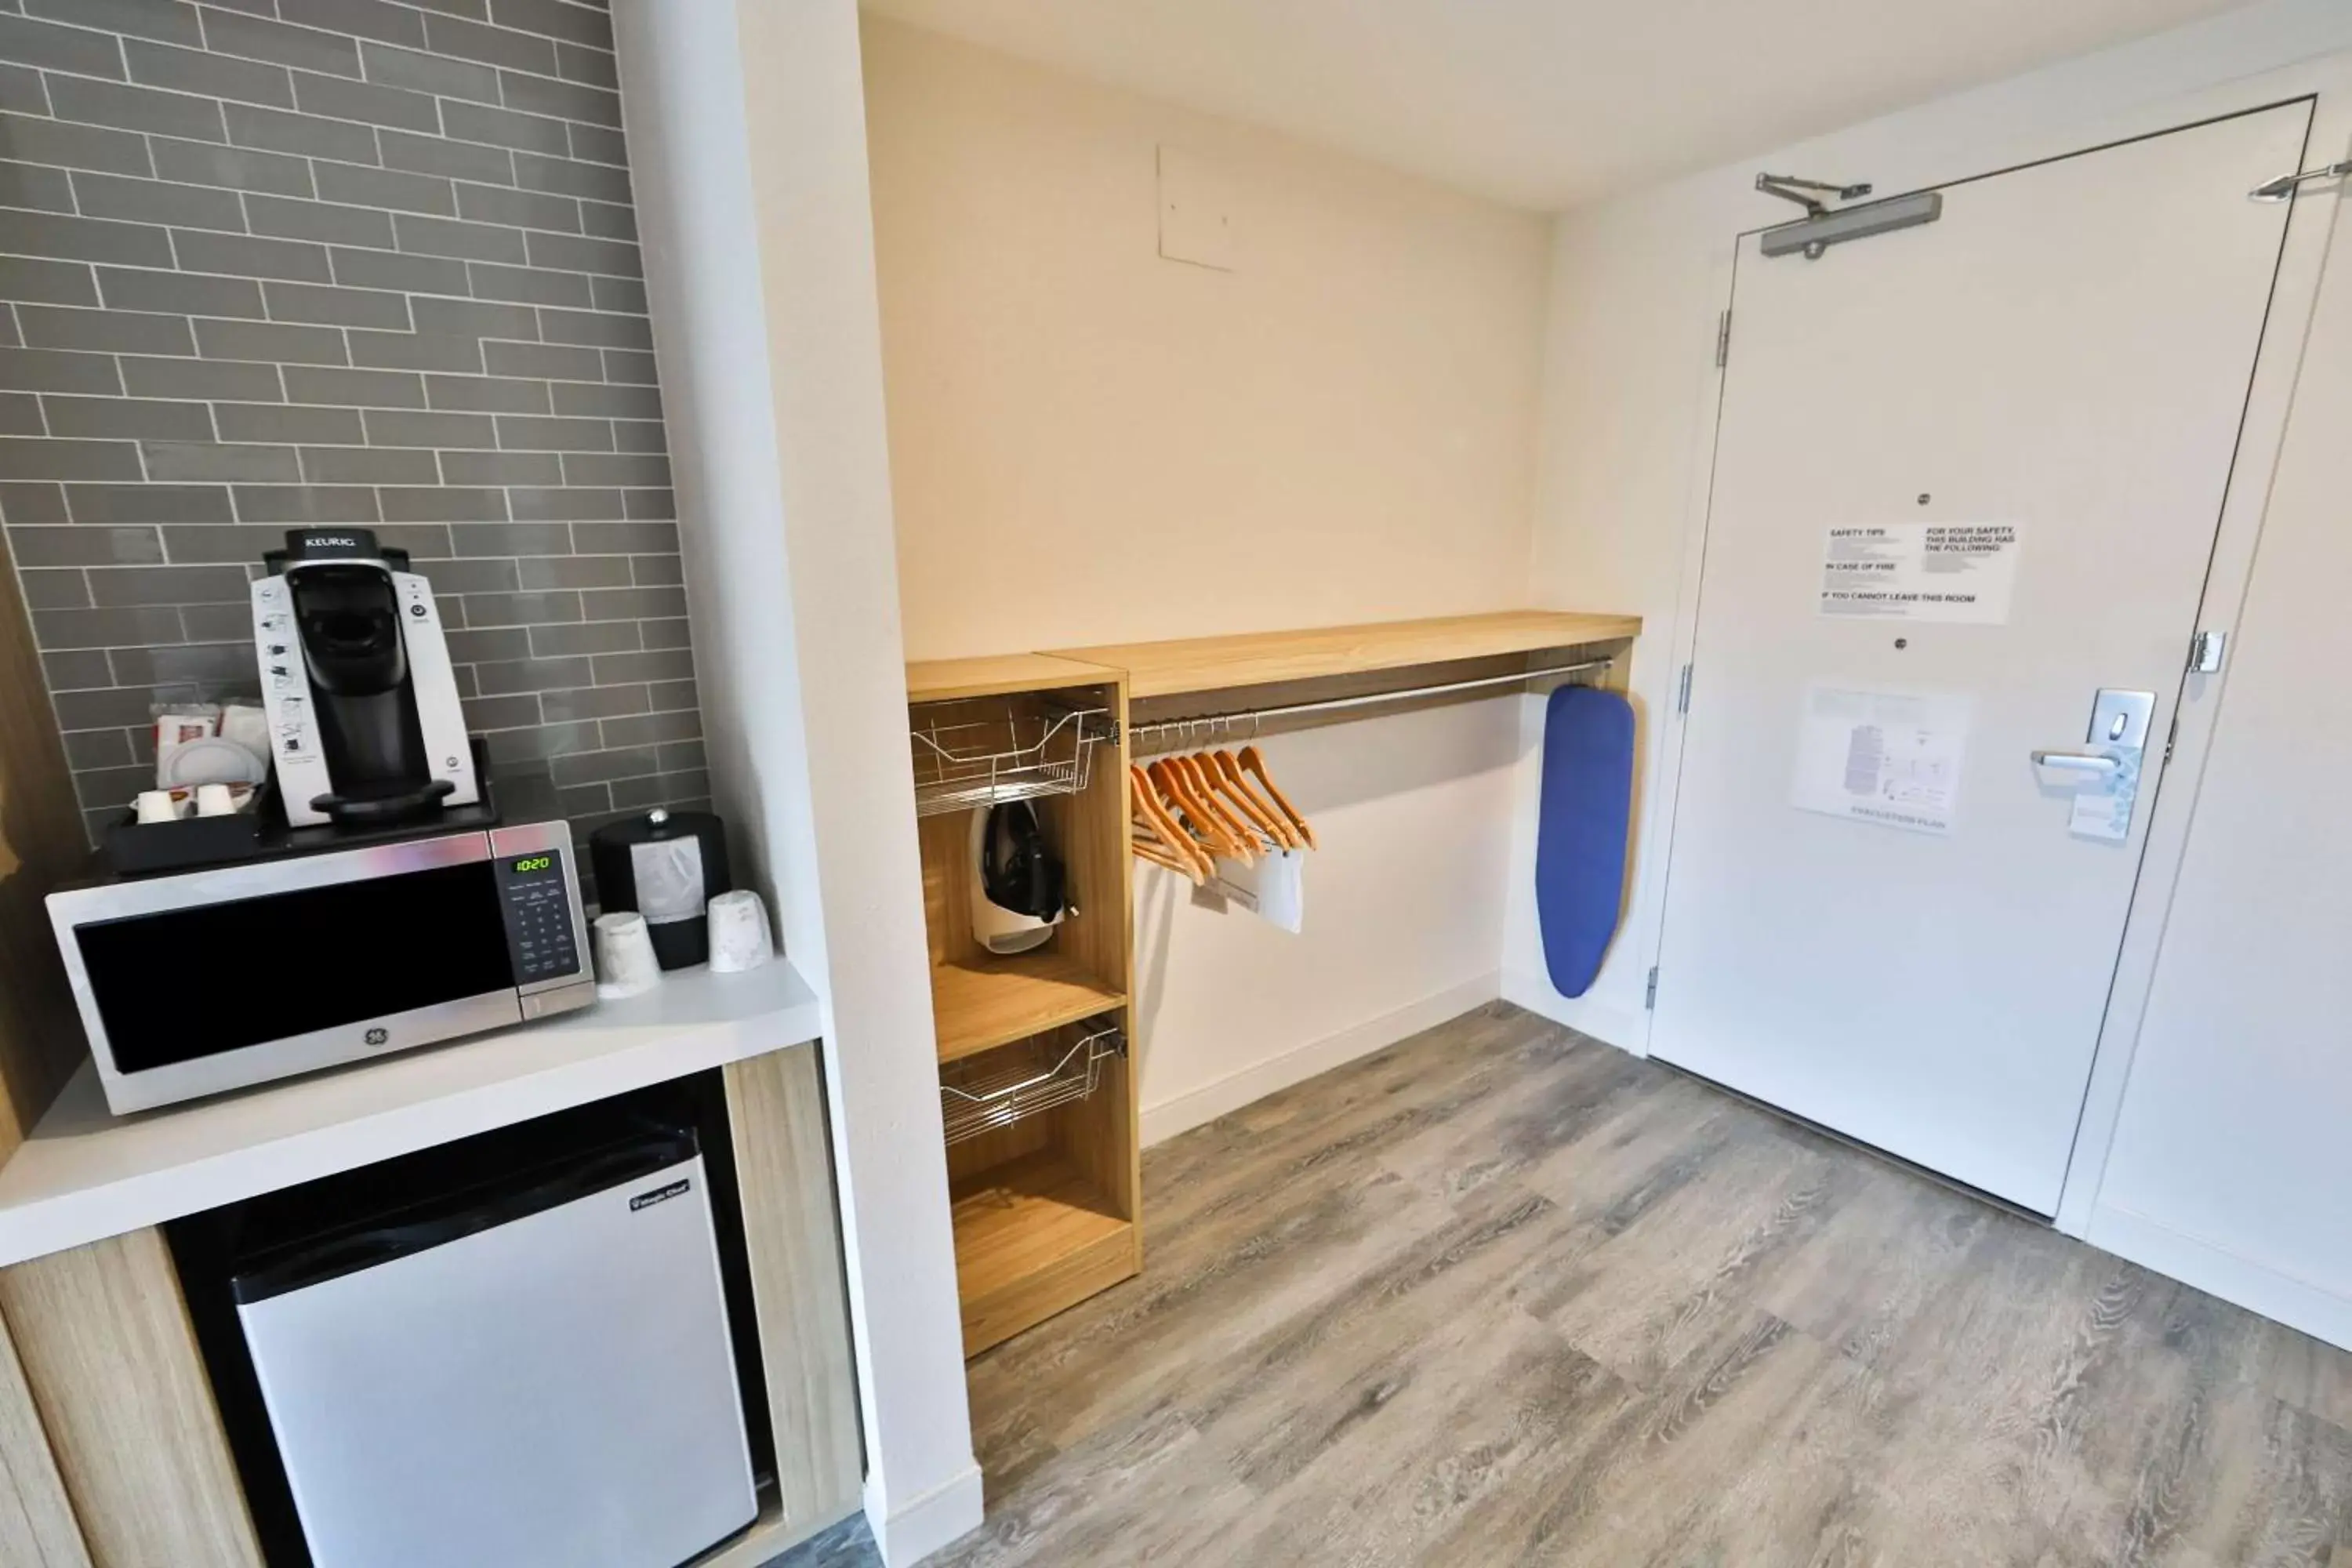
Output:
[493,850,579,983]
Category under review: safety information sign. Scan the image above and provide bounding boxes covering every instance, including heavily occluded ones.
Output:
[1819,522,2023,622]
[1791,684,1972,836]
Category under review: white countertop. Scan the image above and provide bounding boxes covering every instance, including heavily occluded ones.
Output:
[0,959,825,1269]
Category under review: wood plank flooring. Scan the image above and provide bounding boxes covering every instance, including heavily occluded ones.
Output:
[775,1004,2352,1567]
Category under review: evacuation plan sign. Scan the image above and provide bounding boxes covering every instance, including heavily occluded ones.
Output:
[1818,522,2023,622]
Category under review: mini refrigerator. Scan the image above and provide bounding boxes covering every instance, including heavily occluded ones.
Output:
[227,1126,759,1568]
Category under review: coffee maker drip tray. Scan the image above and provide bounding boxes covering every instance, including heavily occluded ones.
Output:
[309,777,459,828]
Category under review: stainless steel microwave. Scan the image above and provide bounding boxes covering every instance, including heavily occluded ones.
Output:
[49,822,594,1116]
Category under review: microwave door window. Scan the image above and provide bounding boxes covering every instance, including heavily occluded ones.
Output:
[75,862,516,1074]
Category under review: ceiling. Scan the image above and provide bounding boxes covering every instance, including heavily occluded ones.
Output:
[859,0,2256,209]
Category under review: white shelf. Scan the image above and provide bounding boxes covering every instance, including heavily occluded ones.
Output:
[0,959,823,1269]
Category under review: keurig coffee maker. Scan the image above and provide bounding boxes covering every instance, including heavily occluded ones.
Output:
[252,529,480,829]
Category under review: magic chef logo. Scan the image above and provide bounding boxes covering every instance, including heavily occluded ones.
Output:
[630,1178,691,1212]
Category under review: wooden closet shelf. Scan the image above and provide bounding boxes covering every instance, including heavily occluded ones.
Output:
[951,1150,1134,1353]
[1047,609,1642,699]
[930,950,1126,1064]
[906,652,1123,704]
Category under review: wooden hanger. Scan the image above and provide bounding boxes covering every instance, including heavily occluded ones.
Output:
[1208,750,1297,850]
[1174,753,1261,858]
[1129,764,1210,882]
[1148,758,1250,862]
[1238,745,1316,850]
[1134,837,1201,878]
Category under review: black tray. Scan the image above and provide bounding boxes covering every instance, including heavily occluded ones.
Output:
[103,739,501,879]
[103,778,276,877]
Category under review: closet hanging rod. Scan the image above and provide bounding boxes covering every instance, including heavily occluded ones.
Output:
[1127,656,1612,743]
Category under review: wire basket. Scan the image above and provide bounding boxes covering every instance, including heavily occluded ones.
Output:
[910,700,1111,818]
[938,1018,1123,1145]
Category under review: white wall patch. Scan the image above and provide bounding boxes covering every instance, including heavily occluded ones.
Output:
[1819,522,2022,622]
[1791,684,1971,835]
[1156,146,1234,270]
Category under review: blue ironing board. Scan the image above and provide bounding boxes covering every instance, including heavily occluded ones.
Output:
[1536,684,1635,998]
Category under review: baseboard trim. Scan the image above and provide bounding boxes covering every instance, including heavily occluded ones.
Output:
[1500,967,1648,1056]
[1139,972,1501,1146]
[864,1461,985,1568]
[2088,1203,2352,1354]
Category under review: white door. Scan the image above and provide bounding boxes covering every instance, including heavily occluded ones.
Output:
[1651,103,2309,1214]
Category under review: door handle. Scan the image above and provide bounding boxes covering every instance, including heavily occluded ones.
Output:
[2031,750,2119,774]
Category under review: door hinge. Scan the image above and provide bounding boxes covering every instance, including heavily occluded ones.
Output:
[2188,629,2227,673]
[1675,663,1694,715]
[1715,310,1732,368]
[1645,967,1660,1010]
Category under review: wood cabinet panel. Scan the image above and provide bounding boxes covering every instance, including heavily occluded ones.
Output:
[0,1307,89,1568]
[0,1229,261,1568]
[721,1047,864,1534]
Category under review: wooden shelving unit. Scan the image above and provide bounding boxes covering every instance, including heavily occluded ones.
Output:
[931,952,1125,1065]
[1050,608,1641,699]
[903,612,1639,1360]
[949,1150,1133,1355]
[906,660,1142,1357]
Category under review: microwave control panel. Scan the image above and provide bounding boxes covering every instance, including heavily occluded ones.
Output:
[495,850,583,985]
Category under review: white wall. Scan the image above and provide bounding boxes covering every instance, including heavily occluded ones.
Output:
[862,17,1550,651]
[614,4,982,1563]
[861,19,1553,1138]
[1507,0,2352,1344]
[1503,0,2352,1048]
[2085,185,2352,1351]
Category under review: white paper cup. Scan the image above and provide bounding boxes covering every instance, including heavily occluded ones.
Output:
[135,789,180,825]
[706,890,774,973]
[593,911,663,999]
[194,783,238,818]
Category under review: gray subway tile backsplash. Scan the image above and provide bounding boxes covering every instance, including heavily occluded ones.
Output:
[278,0,426,52]
[439,96,568,157]
[46,73,230,143]
[0,346,128,393]
[424,13,557,78]
[200,12,366,81]
[315,158,458,216]
[213,401,362,444]
[40,394,211,441]
[70,165,249,227]
[329,245,471,296]
[439,448,558,486]
[9,208,176,267]
[567,122,625,169]
[509,147,627,203]
[1,256,103,307]
[98,265,266,318]
[422,370,547,412]
[17,302,194,354]
[3,0,701,848]
[225,100,378,164]
[151,135,317,196]
[0,107,155,176]
[24,0,201,50]
[122,39,294,110]
[0,13,133,78]
[379,125,514,185]
[169,227,334,282]
[495,67,614,131]
[261,278,414,329]
[360,39,504,107]
[287,68,438,133]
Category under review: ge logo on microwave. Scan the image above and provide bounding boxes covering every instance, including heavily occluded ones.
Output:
[365,1027,390,1046]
